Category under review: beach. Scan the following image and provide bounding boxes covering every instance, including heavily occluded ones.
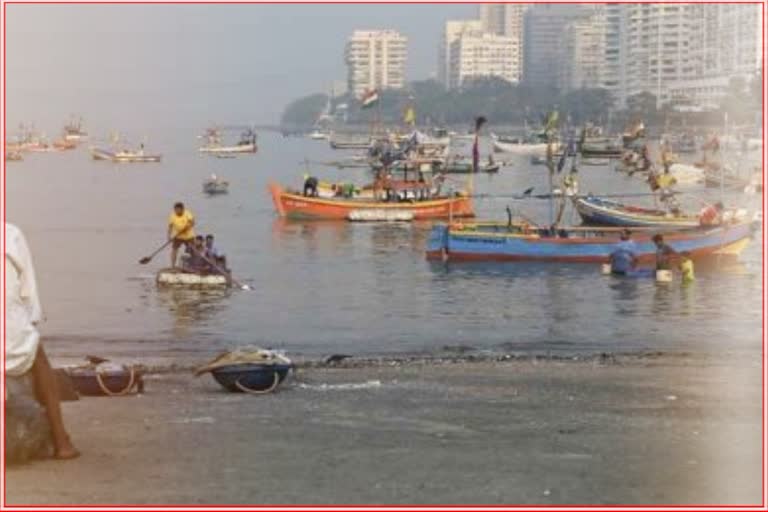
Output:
[6,352,763,505]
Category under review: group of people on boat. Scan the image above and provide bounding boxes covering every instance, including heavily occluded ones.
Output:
[167,202,227,274]
[608,229,694,282]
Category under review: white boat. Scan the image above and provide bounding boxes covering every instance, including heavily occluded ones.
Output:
[156,268,230,287]
[199,128,257,154]
[308,129,329,141]
[63,117,88,142]
[490,133,553,155]
[91,146,162,163]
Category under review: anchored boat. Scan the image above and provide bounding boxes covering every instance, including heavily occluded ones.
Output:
[426,220,757,263]
[572,196,701,229]
[269,182,474,221]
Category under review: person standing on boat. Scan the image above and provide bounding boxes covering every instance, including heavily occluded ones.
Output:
[168,202,195,268]
[5,223,80,460]
[652,234,676,271]
[609,229,638,275]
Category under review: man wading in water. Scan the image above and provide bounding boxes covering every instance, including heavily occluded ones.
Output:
[168,202,196,268]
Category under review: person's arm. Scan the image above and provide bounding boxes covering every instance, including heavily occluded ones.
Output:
[11,227,43,323]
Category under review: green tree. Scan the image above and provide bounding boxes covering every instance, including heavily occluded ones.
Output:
[281,93,328,127]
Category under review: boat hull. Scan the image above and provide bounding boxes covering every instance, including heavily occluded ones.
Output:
[199,143,256,154]
[156,268,230,287]
[573,196,701,229]
[269,183,474,221]
[426,222,756,263]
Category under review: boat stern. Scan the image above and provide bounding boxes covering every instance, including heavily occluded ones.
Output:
[426,224,450,260]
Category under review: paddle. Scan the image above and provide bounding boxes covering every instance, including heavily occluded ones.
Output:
[188,244,252,291]
[139,238,174,265]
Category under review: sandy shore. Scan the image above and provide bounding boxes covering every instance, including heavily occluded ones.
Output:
[5,353,763,505]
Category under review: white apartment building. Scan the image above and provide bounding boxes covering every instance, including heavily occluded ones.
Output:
[558,7,607,92]
[345,30,407,98]
[448,31,520,89]
[602,4,627,107]
[438,19,483,87]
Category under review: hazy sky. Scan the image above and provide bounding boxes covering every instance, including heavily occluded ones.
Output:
[6,3,474,133]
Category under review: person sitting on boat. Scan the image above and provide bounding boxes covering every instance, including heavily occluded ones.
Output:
[204,234,227,271]
[183,236,208,273]
[698,201,724,227]
[168,202,195,268]
[609,229,638,275]
[652,234,677,271]
[303,175,319,197]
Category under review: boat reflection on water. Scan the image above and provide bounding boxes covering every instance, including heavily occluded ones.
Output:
[153,285,232,338]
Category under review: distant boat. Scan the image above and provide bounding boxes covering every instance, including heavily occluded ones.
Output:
[308,129,329,140]
[199,128,257,154]
[439,160,500,174]
[426,220,757,263]
[91,146,162,163]
[203,175,229,195]
[329,133,371,150]
[63,117,88,142]
[490,133,552,155]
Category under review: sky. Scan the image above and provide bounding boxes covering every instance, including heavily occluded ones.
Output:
[6,3,475,133]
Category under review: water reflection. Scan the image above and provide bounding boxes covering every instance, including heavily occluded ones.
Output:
[154,286,232,338]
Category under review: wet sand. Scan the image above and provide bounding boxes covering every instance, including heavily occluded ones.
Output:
[5,353,763,505]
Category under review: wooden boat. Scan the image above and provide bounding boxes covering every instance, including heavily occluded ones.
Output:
[91,147,162,163]
[203,175,229,195]
[329,133,371,150]
[439,160,500,174]
[269,182,474,221]
[156,268,230,287]
[316,179,440,201]
[491,133,551,155]
[572,196,701,229]
[580,139,623,158]
[426,220,757,263]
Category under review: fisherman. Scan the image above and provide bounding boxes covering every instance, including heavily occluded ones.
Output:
[699,201,725,227]
[6,223,79,460]
[167,202,195,268]
[303,175,319,197]
[608,229,638,275]
[652,234,677,270]
[183,235,208,273]
[204,234,227,270]
[679,252,695,283]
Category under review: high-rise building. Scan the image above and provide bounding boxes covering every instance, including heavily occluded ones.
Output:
[558,6,607,92]
[602,4,627,107]
[523,4,588,88]
[438,19,483,87]
[448,31,520,89]
[345,30,407,98]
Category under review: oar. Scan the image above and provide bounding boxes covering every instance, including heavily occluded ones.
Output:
[188,244,252,291]
[139,238,174,265]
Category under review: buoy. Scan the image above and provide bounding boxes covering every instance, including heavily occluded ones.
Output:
[601,263,612,275]
[656,270,673,283]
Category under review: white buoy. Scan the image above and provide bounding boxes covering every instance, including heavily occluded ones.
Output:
[601,263,612,275]
[656,270,673,283]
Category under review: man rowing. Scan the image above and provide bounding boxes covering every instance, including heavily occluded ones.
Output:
[168,202,195,268]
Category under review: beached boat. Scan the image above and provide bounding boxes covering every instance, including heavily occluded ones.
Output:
[203,175,229,195]
[269,182,474,221]
[91,146,162,163]
[426,220,756,263]
[156,268,230,287]
[491,133,551,155]
[572,196,701,229]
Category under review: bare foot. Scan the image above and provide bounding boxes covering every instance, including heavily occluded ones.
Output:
[54,444,81,460]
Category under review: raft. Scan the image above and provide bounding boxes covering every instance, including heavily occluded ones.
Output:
[156,268,230,287]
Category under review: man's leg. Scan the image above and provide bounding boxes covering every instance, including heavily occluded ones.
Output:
[30,347,79,460]
[170,240,179,268]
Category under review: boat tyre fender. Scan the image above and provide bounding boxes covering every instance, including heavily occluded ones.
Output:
[234,371,281,395]
[95,367,138,397]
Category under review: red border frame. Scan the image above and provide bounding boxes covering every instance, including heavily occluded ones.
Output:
[1,1,766,510]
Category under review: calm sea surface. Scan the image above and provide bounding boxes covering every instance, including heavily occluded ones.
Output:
[6,132,764,360]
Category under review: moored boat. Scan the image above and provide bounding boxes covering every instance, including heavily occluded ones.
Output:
[269,182,474,221]
[438,160,500,174]
[426,220,757,263]
[572,196,701,229]
[329,133,372,150]
[491,133,551,155]
[199,128,257,154]
[91,146,162,163]
[156,267,230,287]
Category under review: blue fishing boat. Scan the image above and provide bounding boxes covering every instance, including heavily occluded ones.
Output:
[426,220,756,263]
[572,196,701,229]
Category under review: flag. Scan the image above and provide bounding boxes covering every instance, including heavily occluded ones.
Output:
[361,89,379,109]
[403,106,416,126]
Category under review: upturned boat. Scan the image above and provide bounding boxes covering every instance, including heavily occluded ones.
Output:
[426,220,756,263]
[269,182,474,221]
[572,196,701,229]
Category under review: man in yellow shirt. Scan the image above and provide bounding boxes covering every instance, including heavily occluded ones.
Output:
[167,202,195,268]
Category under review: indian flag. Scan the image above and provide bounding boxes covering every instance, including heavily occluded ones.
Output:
[361,89,379,109]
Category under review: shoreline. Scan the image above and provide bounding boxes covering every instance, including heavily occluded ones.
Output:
[7,352,763,505]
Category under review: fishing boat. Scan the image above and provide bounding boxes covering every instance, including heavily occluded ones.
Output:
[269,182,474,221]
[203,175,229,195]
[490,133,553,155]
[199,128,257,154]
[572,196,701,229]
[91,146,162,163]
[426,220,757,263]
[329,133,372,150]
[156,268,230,287]
[63,117,88,142]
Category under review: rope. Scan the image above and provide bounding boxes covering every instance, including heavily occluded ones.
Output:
[234,371,281,395]
[95,367,137,397]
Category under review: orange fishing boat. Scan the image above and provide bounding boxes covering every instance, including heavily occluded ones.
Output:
[268,182,474,221]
